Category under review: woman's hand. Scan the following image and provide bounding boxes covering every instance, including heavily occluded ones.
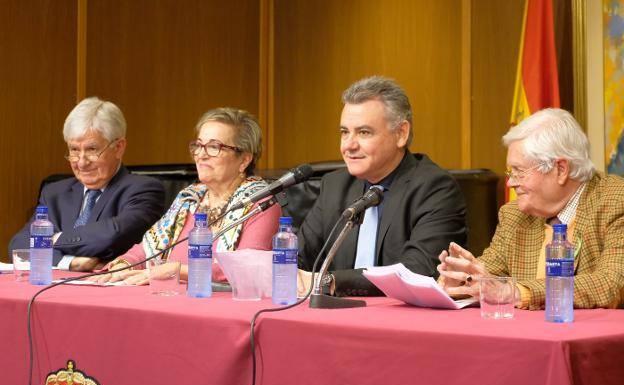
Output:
[437,242,489,298]
[88,267,148,286]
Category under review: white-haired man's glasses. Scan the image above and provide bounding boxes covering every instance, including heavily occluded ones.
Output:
[505,163,545,182]
[64,139,119,163]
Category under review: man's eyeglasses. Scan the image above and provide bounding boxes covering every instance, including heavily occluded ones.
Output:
[64,139,119,163]
[189,140,241,157]
[505,163,545,182]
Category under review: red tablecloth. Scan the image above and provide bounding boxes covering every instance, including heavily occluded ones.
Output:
[1,272,623,385]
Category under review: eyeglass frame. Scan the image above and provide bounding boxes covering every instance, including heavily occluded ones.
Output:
[504,162,547,182]
[188,139,242,157]
[64,138,120,163]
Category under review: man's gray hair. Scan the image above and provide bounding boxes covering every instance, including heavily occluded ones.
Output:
[195,107,262,176]
[502,108,595,182]
[342,76,413,147]
[63,97,126,142]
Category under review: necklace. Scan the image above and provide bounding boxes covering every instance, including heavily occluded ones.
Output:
[200,190,236,225]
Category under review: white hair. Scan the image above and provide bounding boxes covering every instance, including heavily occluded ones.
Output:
[63,97,126,142]
[502,108,595,182]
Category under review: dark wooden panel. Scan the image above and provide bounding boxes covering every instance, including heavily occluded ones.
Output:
[86,0,261,166]
[0,0,77,261]
[273,0,463,169]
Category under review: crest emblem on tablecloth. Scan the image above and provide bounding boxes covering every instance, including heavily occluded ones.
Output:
[45,360,101,385]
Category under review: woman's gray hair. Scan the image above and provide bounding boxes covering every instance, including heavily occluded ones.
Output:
[502,108,595,182]
[63,97,126,142]
[342,76,413,147]
[195,107,262,176]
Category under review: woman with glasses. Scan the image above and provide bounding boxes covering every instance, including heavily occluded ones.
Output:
[97,107,280,285]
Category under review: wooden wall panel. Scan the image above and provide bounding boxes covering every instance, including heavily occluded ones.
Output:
[86,0,261,166]
[470,0,525,173]
[0,0,77,261]
[272,0,463,169]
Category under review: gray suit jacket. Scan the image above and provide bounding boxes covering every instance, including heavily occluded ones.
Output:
[9,166,166,265]
[298,152,467,296]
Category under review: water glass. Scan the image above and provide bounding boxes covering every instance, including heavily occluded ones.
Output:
[12,249,30,282]
[147,258,182,296]
[230,261,262,301]
[479,276,516,319]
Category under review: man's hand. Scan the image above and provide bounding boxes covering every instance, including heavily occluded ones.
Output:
[297,269,314,298]
[437,242,489,298]
[69,257,105,272]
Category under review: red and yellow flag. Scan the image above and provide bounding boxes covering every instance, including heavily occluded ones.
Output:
[507,0,560,201]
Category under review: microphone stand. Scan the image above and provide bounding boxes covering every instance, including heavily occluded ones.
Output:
[309,213,367,309]
[210,197,278,292]
[213,197,277,239]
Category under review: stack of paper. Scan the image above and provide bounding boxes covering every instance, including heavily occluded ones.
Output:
[363,263,477,309]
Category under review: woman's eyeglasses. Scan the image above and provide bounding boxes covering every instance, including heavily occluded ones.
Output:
[189,140,241,157]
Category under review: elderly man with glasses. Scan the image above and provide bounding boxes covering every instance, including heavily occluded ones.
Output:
[438,108,624,309]
[8,97,165,271]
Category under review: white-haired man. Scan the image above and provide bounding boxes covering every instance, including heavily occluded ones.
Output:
[9,97,165,271]
[438,108,624,309]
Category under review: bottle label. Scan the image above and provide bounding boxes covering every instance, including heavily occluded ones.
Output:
[30,235,52,249]
[188,244,212,259]
[546,258,574,277]
[273,249,297,264]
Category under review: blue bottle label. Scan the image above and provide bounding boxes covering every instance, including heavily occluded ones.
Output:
[546,258,574,277]
[188,244,212,259]
[273,249,297,264]
[30,235,52,249]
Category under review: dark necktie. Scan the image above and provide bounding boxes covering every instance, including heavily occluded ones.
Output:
[74,189,102,228]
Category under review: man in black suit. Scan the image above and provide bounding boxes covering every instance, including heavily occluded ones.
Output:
[297,76,467,296]
[9,97,165,271]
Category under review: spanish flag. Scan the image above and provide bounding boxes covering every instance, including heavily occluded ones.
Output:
[507,0,560,201]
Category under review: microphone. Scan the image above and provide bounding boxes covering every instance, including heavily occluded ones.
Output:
[230,164,313,211]
[341,186,384,220]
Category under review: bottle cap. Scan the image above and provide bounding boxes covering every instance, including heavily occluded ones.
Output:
[35,205,48,214]
[553,223,567,233]
[279,216,293,225]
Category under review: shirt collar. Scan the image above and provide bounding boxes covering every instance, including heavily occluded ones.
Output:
[556,183,586,225]
[363,151,407,191]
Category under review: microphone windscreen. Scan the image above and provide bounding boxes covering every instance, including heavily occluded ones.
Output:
[368,186,384,205]
[293,164,313,183]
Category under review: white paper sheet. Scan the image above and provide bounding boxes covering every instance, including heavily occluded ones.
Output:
[363,263,477,309]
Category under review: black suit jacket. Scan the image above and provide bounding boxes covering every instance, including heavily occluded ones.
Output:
[9,166,166,265]
[298,152,467,296]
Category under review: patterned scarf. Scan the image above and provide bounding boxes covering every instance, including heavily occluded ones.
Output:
[142,176,268,260]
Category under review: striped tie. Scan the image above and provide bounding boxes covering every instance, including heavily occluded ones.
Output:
[74,189,102,228]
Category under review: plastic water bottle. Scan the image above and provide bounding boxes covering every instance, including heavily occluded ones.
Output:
[545,223,574,323]
[272,217,298,305]
[187,213,212,298]
[29,205,54,285]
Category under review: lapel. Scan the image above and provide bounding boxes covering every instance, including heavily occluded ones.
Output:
[62,180,86,228]
[513,215,545,280]
[374,153,415,264]
[88,166,128,223]
[569,174,599,271]
[334,177,366,270]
